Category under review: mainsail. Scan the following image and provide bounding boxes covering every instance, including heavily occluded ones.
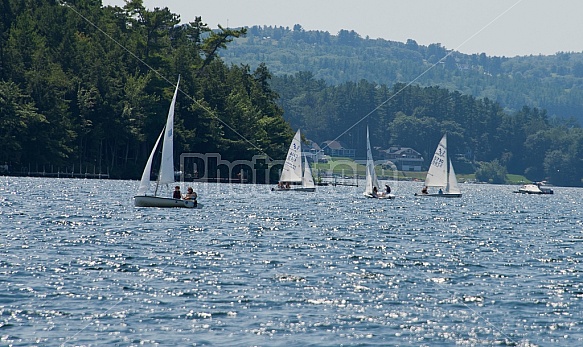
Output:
[364,127,380,196]
[425,134,448,188]
[279,129,303,183]
[158,75,180,185]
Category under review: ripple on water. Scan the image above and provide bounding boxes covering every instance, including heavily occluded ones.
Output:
[1,178,583,345]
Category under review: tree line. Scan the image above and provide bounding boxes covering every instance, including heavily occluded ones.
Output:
[271,73,583,186]
[0,0,292,178]
[221,25,583,126]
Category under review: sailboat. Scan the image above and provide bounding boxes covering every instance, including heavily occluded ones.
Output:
[363,127,395,199]
[273,129,316,192]
[417,134,461,198]
[134,76,198,208]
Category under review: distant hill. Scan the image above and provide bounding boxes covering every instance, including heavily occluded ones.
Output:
[220,25,583,124]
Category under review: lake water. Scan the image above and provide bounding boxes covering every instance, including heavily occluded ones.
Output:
[1,176,582,346]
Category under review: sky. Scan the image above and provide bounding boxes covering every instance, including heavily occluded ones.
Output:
[102,0,583,57]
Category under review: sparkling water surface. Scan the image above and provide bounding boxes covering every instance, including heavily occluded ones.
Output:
[1,177,582,346]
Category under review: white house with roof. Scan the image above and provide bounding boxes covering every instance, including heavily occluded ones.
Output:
[380,146,423,171]
[302,140,328,163]
[320,140,355,158]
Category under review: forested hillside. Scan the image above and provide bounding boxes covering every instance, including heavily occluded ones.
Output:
[270,73,583,186]
[221,25,583,124]
[0,0,291,179]
[1,2,582,186]
[216,25,583,186]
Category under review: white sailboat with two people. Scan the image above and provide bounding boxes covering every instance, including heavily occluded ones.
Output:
[363,127,395,199]
[273,129,315,192]
[134,76,200,208]
[416,133,461,198]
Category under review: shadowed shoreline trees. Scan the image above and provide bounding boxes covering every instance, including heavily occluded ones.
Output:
[0,0,292,178]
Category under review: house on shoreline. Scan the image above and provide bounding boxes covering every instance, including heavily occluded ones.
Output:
[320,140,355,158]
[379,146,423,171]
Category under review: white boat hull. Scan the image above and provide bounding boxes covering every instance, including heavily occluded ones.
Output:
[134,195,199,208]
[415,193,461,198]
[272,187,316,192]
[364,193,395,199]
[515,190,553,195]
[514,184,553,194]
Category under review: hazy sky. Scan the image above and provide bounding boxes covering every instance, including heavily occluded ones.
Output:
[102,0,583,57]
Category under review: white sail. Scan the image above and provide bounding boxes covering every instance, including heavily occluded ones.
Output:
[425,134,448,188]
[302,155,315,188]
[136,76,179,196]
[447,159,460,194]
[134,76,198,208]
[158,75,180,185]
[419,133,461,197]
[279,129,303,183]
[137,129,164,195]
[364,127,380,196]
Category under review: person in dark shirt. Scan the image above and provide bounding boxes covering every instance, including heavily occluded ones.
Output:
[173,186,181,199]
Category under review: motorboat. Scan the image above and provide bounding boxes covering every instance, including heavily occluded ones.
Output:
[514,182,554,195]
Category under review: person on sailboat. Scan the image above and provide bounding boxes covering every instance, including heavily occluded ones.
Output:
[184,187,197,200]
[438,188,443,194]
[421,186,428,194]
[372,186,378,198]
[173,186,182,199]
[385,184,391,194]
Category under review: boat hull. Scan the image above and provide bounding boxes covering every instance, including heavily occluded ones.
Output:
[514,189,553,195]
[272,187,316,192]
[514,184,554,194]
[134,195,199,208]
[415,193,461,198]
[364,193,395,199]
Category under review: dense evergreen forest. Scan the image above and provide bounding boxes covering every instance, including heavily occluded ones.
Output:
[1,2,582,186]
[0,0,292,179]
